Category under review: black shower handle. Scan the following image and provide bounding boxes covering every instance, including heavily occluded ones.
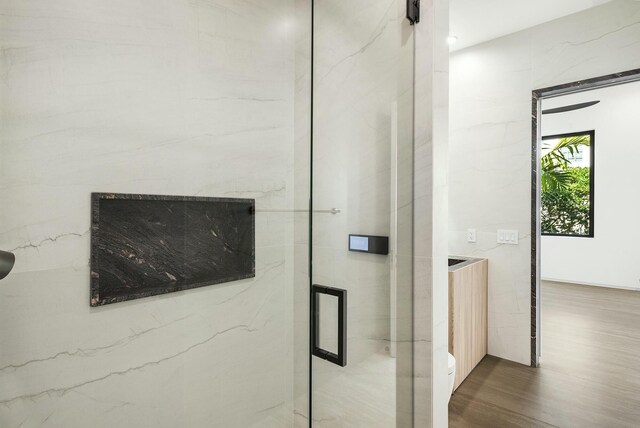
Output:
[312,284,347,367]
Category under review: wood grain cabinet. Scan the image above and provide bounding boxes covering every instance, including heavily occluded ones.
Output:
[448,257,488,391]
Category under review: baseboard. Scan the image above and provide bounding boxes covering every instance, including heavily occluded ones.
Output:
[541,276,640,292]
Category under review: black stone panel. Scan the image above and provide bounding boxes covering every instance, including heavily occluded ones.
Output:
[90,193,255,306]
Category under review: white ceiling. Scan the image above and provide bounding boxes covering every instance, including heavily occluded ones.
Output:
[450,0,614,51]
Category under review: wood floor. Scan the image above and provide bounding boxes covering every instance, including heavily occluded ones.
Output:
[449,281,640,427]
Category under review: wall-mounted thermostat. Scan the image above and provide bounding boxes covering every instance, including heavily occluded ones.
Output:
[348,235,389,255]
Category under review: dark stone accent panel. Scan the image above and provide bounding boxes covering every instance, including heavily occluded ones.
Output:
[90,193,255,306]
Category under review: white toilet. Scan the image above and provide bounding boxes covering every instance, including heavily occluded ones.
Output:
[447,353,456,401]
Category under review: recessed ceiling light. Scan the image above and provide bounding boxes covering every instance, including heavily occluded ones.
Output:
[447,35,458,45]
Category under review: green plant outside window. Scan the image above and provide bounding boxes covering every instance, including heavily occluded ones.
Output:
[541,132,594,237]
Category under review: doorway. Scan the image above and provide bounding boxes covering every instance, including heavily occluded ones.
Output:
[531,68,640,366]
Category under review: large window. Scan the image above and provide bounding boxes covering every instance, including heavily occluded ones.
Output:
[541,130,595,237]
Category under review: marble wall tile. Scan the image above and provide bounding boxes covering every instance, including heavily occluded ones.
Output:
[449,0,640,366]
[412,0,450,426]
[0,0,297,426]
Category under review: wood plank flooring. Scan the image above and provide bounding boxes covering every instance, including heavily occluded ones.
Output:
[449,281,640,427]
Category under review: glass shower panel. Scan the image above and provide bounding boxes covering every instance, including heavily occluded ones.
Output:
[0,1,306,427]
[311,0,415,426]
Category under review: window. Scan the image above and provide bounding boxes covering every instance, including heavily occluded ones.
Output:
[541,130,595,237]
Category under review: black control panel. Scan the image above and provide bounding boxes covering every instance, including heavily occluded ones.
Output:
[348,235,389,255]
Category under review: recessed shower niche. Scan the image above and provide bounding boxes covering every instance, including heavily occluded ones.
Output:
[90,193,255,306]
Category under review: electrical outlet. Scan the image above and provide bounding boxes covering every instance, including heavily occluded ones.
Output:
[467,228,477,243]
[497,229,519,245]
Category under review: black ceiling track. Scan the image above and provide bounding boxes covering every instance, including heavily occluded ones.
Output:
[407,0,420,25]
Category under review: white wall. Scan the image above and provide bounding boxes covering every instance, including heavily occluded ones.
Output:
[450,0,640,365]
[414,1,450,426]
[541,81,640,291]
[0,1,298,427]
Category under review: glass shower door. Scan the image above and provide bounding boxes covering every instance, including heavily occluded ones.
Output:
[310,1,416,426]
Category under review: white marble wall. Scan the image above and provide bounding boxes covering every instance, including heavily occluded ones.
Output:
[413,0,450,426]
[0,1,298,427]
[449,0,640,365]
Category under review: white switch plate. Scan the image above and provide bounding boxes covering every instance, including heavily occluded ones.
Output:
[497,229,519,245]
[467,228,477,243]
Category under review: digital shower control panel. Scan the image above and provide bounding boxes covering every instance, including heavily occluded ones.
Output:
[348,235,389,255]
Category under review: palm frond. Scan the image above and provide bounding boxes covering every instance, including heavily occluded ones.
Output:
[541,135,590,191]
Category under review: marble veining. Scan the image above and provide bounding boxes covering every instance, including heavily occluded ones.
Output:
[90,193,255,306]
[0,0,297,425]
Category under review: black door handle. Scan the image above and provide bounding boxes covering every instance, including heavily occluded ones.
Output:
[312,284,347,367]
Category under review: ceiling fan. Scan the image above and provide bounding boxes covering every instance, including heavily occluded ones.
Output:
[542,100,600,115]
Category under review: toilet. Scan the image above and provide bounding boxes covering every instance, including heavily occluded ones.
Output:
[447,353,456,401]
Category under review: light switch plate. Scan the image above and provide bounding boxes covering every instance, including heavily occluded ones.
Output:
[467,228,477,243]
[497,229,519,245]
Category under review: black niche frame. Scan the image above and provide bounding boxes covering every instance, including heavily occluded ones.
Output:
[90,192,255,307]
